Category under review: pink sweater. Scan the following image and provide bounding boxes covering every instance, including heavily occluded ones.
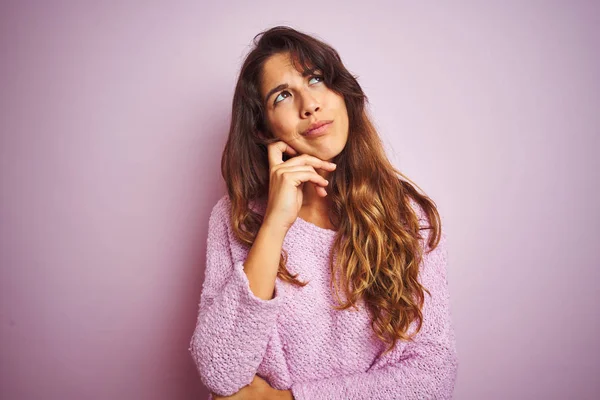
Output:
[189,195,458,399]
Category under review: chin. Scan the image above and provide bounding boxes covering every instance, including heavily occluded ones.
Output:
[319,146,346,162]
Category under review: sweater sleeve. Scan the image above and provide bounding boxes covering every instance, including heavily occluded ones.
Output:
[188,197,287,396]
[290,231,459,400]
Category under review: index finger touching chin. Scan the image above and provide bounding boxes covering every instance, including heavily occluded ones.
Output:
[267,141,297,168]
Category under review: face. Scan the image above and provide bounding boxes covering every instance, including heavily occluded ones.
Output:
[259,52,349,162]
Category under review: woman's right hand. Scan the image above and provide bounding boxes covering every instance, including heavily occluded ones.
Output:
[263,141,337,232]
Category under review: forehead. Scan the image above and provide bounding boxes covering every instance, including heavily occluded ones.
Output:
[261,53,314,90]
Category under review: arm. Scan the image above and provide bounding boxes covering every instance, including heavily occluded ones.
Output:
[212,376,295,400]
[189,198,288,397]
[290,232,459,400]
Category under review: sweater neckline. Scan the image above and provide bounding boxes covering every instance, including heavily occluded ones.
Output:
[250,196,337,236]
[294,215,337,236]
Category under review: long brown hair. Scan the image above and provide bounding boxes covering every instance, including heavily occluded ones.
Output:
[221,26,442,355]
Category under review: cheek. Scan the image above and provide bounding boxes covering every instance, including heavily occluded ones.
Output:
[270,112,298,138]
[338,96,348,112]
[328,93,346,112]
[332,97,348,121]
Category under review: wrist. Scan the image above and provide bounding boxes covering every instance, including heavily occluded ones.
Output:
[260,220,290,239]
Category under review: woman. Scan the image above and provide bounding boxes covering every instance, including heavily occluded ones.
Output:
[189,26,458,399]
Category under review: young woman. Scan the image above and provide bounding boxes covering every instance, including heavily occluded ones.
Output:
[189,26,459,400]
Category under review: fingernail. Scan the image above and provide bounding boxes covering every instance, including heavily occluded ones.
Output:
[330,163,336,168]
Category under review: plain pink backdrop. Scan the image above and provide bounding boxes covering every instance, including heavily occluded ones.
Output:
[1,1,598,399]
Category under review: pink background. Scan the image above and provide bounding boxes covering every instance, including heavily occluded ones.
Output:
[1,1,598,399]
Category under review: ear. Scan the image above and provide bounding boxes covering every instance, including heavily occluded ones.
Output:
[256,130,268,140]
[255,129,278,145]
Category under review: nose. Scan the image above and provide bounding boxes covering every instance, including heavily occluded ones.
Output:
[300,90,320,117]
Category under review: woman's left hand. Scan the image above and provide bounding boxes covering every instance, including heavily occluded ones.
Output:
[212,375,291,400]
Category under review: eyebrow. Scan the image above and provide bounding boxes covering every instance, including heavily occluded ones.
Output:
[264,68,320,105]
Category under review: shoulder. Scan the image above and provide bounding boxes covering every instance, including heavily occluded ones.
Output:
[407,198,427,222]
[209,194,232,225]
[407,196,447,253]
[214,194,231,211]
[208,194,268,233]
[210,194,266,218]
[407,197,433,231]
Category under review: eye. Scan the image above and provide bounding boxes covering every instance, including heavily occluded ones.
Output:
[274,90,291,105]
[273,75,325,106]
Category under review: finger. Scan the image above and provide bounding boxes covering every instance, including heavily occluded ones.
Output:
[276,162,333,196]
[280,170,329,188]
[280,153,336,172]
[316,185,328,196]
[275,166,330,191]
[277,167,329,196]
[275,165,318,174]
[267,141,298,170]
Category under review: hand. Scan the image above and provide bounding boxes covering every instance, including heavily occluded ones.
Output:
[263,141,337,232]
[211,375,285,400]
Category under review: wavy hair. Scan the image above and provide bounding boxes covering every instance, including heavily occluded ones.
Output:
[221,26,442,355]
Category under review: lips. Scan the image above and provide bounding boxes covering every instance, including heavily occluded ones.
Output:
[302,120,333,136]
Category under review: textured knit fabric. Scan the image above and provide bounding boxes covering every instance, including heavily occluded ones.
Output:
[189,194,458,399]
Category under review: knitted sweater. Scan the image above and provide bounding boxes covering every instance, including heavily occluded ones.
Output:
[189,194,458,399]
